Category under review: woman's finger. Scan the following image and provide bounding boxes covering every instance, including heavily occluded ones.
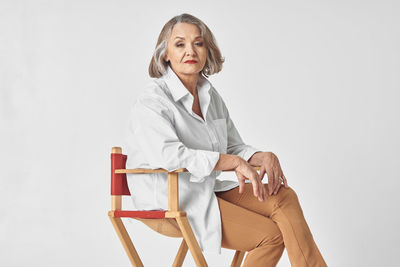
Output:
[260,166,265,181]
[237,173,246,194]
[261,181,267,201]
[282,173,289,188]
[272,168,280,194]
[267,169,274,196]
[251,177,260,198]
[273,180,281,195]
[259,166,266,181]
[276,161,289,188]
[272,177,279,194]
[258,177,264,201]
[255,172,263,201]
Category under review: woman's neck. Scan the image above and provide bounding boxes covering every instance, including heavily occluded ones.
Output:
[177,73,199,96]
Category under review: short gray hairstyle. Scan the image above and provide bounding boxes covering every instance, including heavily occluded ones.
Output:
[148,13,225,78]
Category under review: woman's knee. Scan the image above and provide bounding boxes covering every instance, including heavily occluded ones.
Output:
[253,221,284,249]
[262,231,284,247]
[252,232,284,258]
[283,186,298,198]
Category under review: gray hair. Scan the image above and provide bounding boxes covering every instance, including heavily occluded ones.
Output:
[148,13,225,78]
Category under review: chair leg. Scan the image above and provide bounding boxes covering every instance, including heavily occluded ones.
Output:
[175,216,208,267]
[230,250,245,267]
[109,216,144,267]
[172,239,188,267]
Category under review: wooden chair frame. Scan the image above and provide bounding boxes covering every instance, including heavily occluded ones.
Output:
[108,146,258,266]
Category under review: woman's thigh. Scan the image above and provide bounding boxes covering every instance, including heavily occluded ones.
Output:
[217,183,297,218]
[217,196,282,251]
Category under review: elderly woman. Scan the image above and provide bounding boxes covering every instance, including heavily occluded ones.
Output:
[125,13,327,267]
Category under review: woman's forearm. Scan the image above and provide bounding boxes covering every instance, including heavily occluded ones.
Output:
[213,151,267,172]
[213,153,241,171]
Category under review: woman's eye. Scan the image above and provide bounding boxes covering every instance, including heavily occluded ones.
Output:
[175,42,203,47]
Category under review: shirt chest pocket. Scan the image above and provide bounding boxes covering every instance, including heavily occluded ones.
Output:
[211,118,228,154]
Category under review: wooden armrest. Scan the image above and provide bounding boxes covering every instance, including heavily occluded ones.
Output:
[115,168,188,174]
[115,166,260,174]
[118,166,261,212]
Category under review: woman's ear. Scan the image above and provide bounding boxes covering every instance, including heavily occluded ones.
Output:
[163,54,169,63]
[163,51,168,62]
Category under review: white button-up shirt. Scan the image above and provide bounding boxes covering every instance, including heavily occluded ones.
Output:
[124,65,261,254]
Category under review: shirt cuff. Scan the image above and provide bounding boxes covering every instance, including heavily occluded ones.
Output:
[186,149,221,183]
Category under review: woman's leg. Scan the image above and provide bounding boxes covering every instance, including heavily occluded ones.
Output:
[216,184,327,267]
[217,196,285,267]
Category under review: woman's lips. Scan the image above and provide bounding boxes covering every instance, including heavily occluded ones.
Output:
[185,60,197,64]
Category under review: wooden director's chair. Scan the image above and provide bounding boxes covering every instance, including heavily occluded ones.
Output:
[108,146,259,266]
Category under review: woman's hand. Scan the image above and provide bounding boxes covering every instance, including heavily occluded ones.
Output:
[259,152,289,195]
[234,157,267,202]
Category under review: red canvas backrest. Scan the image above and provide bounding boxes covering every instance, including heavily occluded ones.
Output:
[111,148,131,196]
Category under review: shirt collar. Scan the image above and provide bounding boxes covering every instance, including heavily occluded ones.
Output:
[161,65,213,122]
[162,64,212,102]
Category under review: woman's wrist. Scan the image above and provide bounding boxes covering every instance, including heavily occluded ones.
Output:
[214,153,242,171]
[248,151,269,166]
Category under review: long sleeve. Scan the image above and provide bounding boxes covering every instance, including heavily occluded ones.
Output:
[221,98,262,162]
[127,94,220,183]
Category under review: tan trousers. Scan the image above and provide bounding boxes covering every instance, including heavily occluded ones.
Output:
[216,184,327,267]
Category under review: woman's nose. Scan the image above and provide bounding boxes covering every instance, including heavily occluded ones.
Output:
[186,44,196,56]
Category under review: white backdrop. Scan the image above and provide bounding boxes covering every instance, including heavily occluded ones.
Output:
[1,0,399,266]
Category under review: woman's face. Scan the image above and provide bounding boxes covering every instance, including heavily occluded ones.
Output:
[164,23,207,78]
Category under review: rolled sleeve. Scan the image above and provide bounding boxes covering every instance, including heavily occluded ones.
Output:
[186,149,220,183]
[128,94,220,183]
